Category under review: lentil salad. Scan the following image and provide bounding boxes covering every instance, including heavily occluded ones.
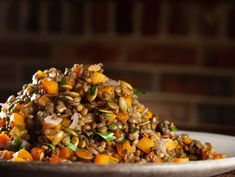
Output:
[0,64,224,163]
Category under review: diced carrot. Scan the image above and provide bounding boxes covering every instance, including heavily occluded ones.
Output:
[164,140,178,151]
[37,95,50,106]
[49,156,64,163]
[0,150,14,160]
[11,104,23,113]
[114,130,120,138]
[0,119,5,127]
[202,147,207,160]
[174,157,189,163]
[90,72,107,85]
[0,132,10,143]
[94,154,110,164]
[183,137,192,145]
[13,149,33,161]
[145,111,153,119]
[41,79,58,95]
[10,113,25,127]
[75,149,93,160]
[59,147,73,160]
[122,140,133,153]
[99,86,114,99]
[137,137,155,154]
[12,157,26,162]
[116,143,123,158]
[33,70,45,80]
[61,118,71,128]
[31,147,45,161]
[117,111,129,122]
[214,153,226,159]
[109,155,119,163]
[137,107,145,113]
[9,126,27,138]
[124,96,132,107]
[155,157,163,163]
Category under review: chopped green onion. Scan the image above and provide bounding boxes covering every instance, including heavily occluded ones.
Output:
[65,142,79,151]
[96,132,116,142]
[133,88,145,96]
[90,86,97,95]
[171,125,177,132]
[109,123,118,130]
[12,109,20,113]
[167,156,173,162]
[16,125,24,131]
[46,143,56,152]
[104,113,112,118]
[60,77,67,85]
[133,127,139,133]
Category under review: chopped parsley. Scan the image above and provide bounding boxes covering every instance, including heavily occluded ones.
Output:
[133,88,146,96]
[96,132,116,142]
[65,142,79,151]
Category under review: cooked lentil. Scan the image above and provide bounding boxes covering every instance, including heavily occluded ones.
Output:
[0,64,224,163]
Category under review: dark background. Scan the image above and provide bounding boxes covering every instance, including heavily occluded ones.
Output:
[0,0,235,134]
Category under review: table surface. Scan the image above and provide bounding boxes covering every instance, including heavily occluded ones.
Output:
[214,170,235,177]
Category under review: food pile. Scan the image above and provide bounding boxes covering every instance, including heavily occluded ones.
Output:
[0,64,224,163]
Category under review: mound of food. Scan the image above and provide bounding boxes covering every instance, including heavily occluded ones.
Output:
[0,64,224,163]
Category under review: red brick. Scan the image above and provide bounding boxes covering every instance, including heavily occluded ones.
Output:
[197,2,220,37]
[0,40,51,58]
[141,1,161,35]
[0,64,17,82]
[128,44,197,65]
[91,1,108,34]
[228,3,235,38]
[198,104,235,126]
[54,42,121,65]
[167,2,191,35]
[141,101,190,122]
[115,0,133,34]
[105,69,152,91]
[161,74,233,97]
[204,47,235,69]
[48,1,62,33]
[5,1,20,32]
[69,1,85,35]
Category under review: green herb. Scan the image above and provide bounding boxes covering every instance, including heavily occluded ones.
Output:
[171,125,177,132]
[13,134,22,146]
[104,113,112,118]
[109,123,118,130]
[16,125,24,131]
[90,86,97,95]
[8,134,22,151]
[96,132,116,142]
[8,98,22,112]
[65,142,79,151]
[60,77,67,85]
[133,88,146,96]
[133,127,139,133]
[64,131,71,137]
[28,83,34,87]
[46,143,56,152]
[122,138,127,143]
[166,156,173,162]
[12,109,20,113]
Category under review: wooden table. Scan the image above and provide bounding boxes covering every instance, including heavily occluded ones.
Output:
[214,170,235,177]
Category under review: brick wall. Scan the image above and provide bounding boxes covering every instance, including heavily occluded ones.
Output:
[0,0,235,134]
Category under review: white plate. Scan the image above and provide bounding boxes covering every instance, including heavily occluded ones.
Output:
[1,131,235,177]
